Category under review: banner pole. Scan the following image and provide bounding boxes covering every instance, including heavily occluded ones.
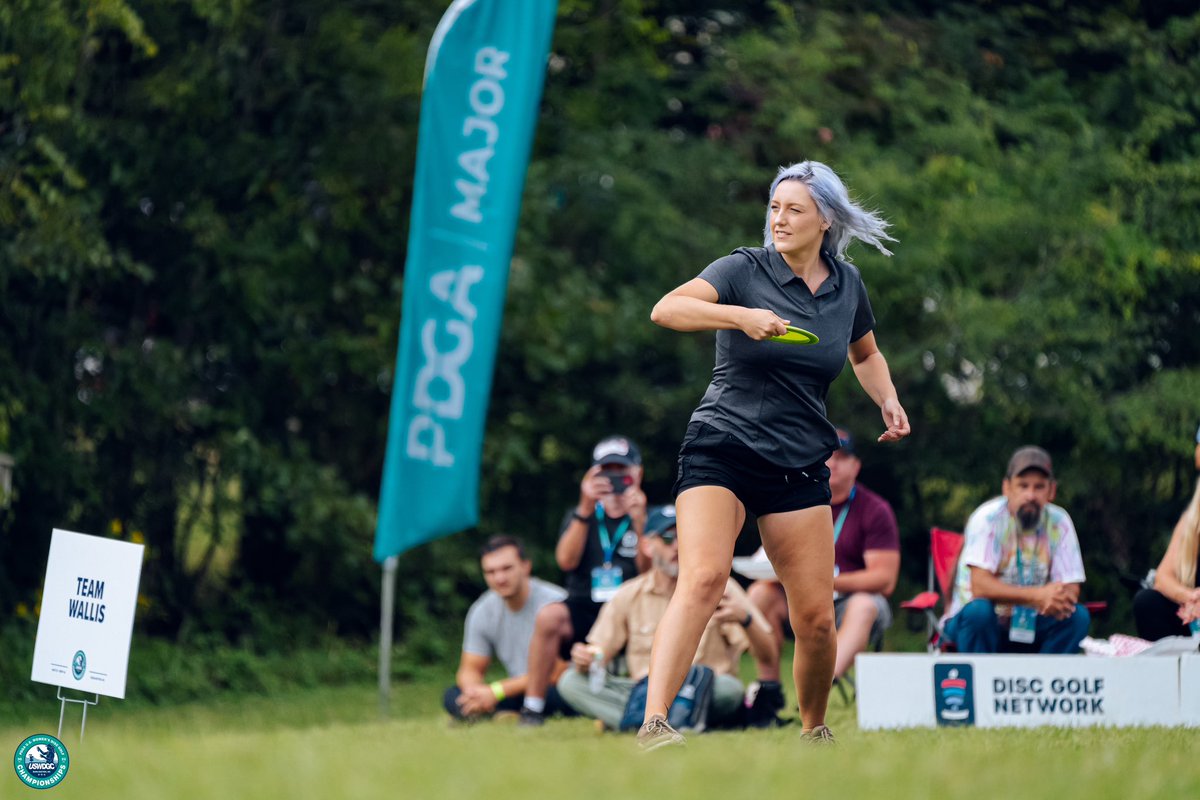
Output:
[378,555,399,717]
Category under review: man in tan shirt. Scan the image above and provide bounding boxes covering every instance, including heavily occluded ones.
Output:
[556,504,777,730]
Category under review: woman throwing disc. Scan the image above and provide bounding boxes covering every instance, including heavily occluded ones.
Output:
[638,161,910,749]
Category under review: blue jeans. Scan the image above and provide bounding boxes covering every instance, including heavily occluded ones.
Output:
[944,598,1090,654]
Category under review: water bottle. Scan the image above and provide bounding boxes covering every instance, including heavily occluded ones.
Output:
[588,651,606,693]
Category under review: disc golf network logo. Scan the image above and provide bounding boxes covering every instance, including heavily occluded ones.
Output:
[13,734,69,789]
[71,650,86,680]
[933,663,975,726]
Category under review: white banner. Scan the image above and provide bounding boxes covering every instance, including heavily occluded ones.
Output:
[857,653,1187,729]
[1181,654,1200,725]
[31,529,145,699]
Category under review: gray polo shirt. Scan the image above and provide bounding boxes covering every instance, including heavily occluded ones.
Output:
[689,245,875,468]
[462,578,567,677]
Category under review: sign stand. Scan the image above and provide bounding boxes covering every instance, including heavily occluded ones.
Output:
[57,687,100,741]
[31,529,145,745]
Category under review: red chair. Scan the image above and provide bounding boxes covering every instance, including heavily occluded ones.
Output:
[901,527,1108,652]
[900,528,964,652]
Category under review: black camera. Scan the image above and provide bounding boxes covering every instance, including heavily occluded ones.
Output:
[599,469,634,495]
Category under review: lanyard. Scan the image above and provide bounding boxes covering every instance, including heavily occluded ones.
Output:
[595,504,630,567]
[832,485,857,545]
[1014,528,1042,586]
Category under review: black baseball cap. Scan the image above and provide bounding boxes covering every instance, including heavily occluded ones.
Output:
[591,435,642,467]
[1006,446,1054,479]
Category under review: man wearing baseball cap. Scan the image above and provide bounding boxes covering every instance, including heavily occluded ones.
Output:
[518,435,649,725]
[556,504,776,732]
[942,446,1091,653]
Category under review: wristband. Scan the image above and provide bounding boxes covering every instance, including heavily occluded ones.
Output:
[489,681,506,701]
[740,612,753,628]
[572,510,592,523]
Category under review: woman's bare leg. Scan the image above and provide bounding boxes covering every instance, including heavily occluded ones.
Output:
[642,485,744,720]
[759,506,836,732]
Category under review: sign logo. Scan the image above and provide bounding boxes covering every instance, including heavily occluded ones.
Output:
[72,650,86,680]
[13,734,70,789]
[934,663,975,726]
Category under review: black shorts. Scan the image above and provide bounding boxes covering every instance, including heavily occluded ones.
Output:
[672,421,831,518]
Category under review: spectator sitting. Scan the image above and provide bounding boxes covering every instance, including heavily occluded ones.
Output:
[747,426,899,703]
[556,505,777,731]
[942,446,1090,654]
[1134,478,1200,641]
[518,436,649,726]
[443,536,573,721]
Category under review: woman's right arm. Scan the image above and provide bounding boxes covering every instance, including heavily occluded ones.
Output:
[650,278,788,338]
[1153,512,1197,605]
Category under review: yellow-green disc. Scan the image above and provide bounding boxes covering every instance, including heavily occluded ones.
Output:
[768,326,820,345]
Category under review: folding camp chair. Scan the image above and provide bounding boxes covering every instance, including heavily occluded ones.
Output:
[901,527,1109,652]
[900,528,964,652]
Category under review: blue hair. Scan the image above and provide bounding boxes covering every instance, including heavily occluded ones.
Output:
[762,161,895,260]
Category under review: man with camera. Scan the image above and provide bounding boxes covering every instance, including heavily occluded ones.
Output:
[517,435,650,726]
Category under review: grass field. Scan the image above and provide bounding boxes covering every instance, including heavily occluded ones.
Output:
[4,665,1200,800]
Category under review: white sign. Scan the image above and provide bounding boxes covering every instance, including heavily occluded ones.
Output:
[857,653,1187,729]
[31,529,145,699]
[1181,654,1200,725]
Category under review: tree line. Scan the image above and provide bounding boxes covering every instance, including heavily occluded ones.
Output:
[2,1,1199,652]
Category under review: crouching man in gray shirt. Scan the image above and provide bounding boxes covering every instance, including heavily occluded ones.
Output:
[444,536,574,721]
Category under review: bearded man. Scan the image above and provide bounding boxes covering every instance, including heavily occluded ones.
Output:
[942,446,1090,654]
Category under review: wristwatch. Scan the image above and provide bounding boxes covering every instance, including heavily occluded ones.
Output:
[572,510,592,523]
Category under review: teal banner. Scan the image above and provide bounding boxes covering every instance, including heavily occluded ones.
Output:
[374,0,558,561]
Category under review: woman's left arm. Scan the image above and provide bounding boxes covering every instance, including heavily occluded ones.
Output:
[848,332,911,442]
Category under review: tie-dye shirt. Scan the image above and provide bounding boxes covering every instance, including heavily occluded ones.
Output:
[946,496,1086,619]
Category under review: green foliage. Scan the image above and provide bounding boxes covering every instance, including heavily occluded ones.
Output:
[3,0,1200,658]
[130,634,428,698]
[0,618,442,715]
